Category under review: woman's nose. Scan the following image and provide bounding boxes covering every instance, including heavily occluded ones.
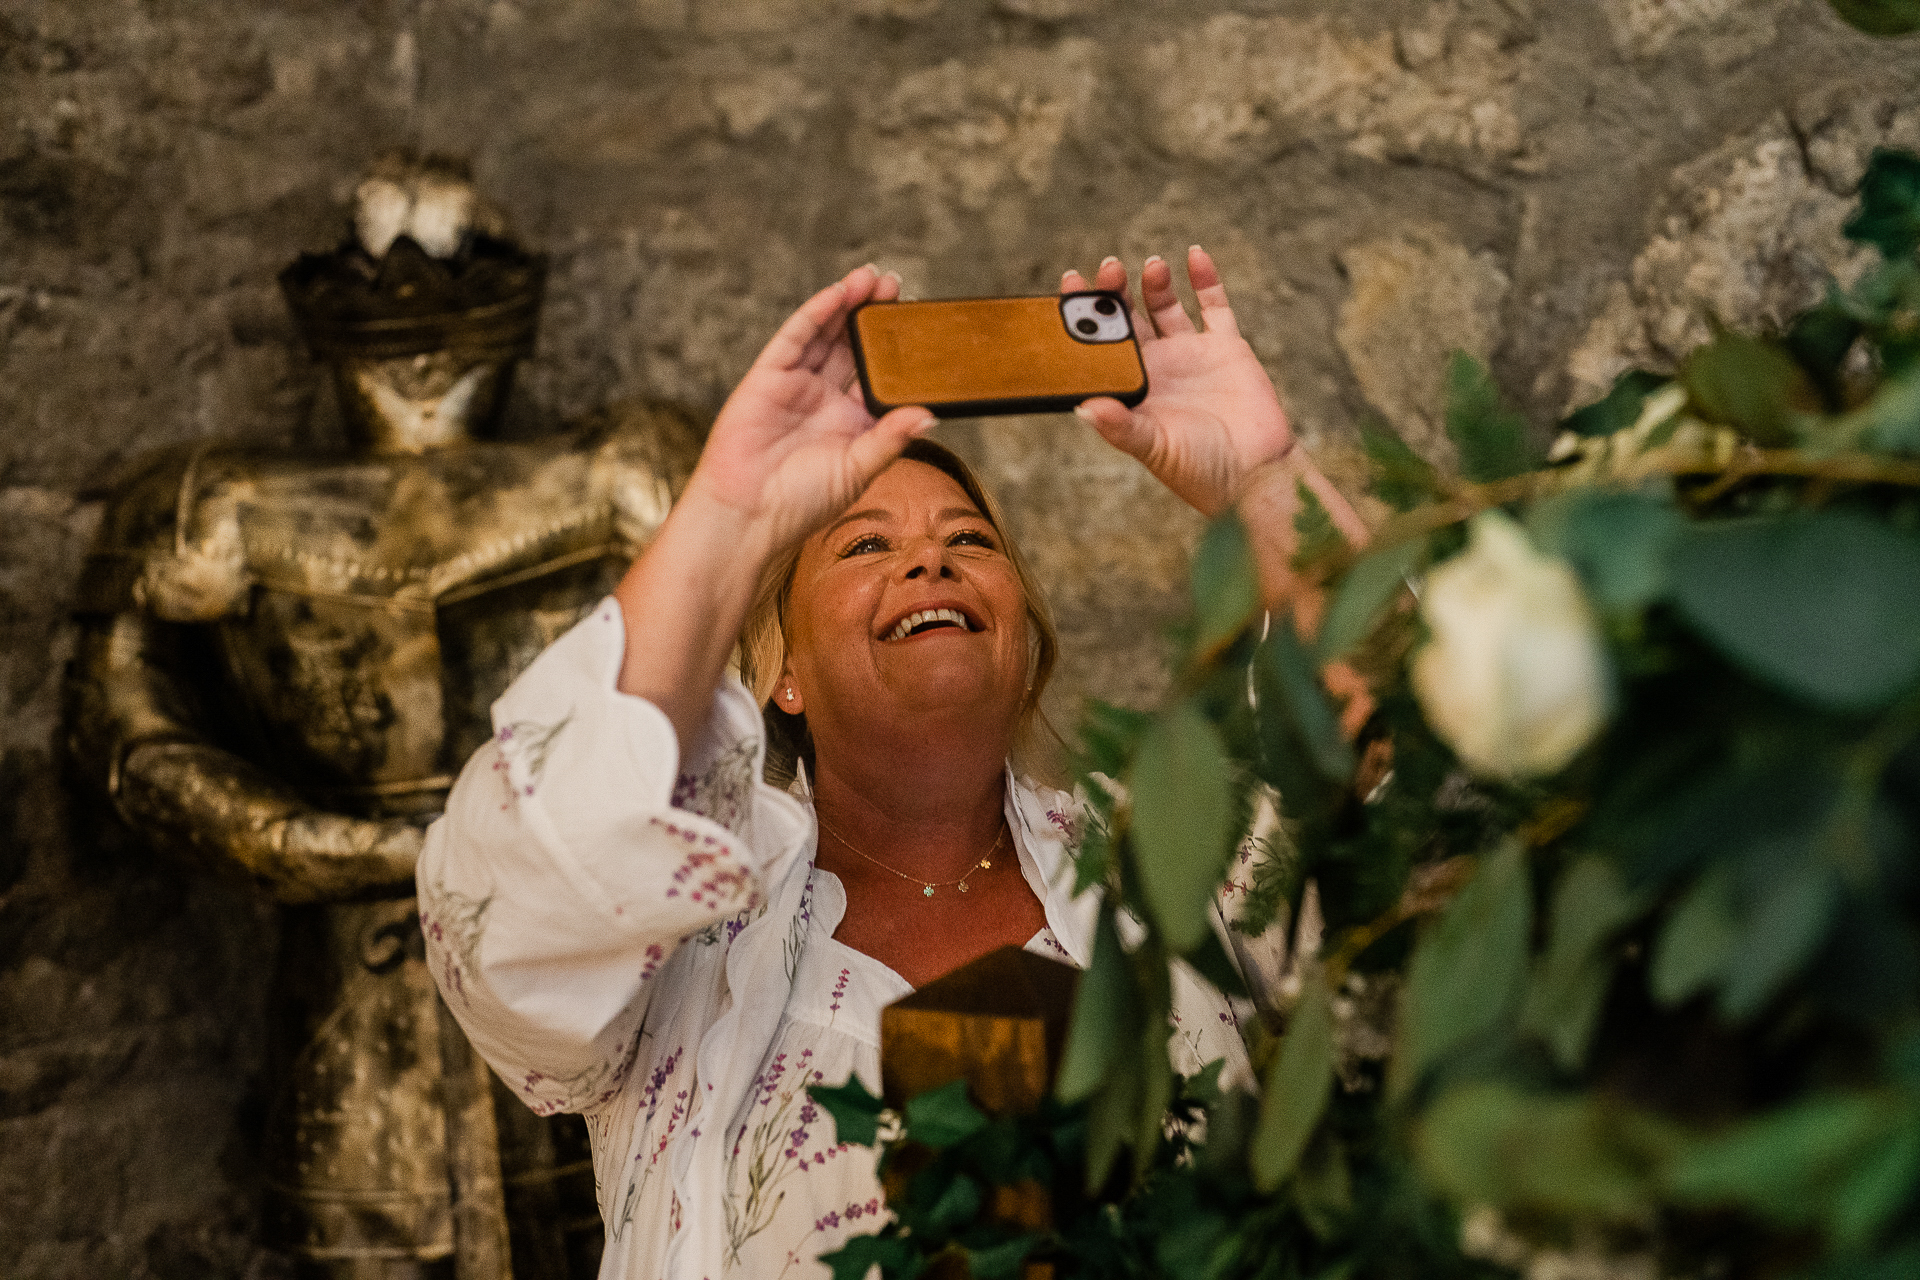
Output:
[901,539,957,581]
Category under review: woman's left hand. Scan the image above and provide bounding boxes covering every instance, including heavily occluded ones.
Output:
[1064,246,1294,518]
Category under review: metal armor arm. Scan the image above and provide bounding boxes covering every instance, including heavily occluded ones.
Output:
[67,612,420,904]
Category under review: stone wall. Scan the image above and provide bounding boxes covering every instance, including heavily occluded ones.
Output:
[3,1,1916,1274]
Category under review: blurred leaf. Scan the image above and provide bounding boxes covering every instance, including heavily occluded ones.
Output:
[1563,369,1668,438]
[1390,841,1532,1099]
[1130,702,1238,953]
[1079,699,1153,781]
[1667,1092,1919,1245]
[1681,331,1821,447]
[927,1172,984,1229]
[906,1080,989,1148]
[1651,862,1738,1007]
[1720,837,1841,1020]
[819,1234,920,1280]
[1085,1041,1140,1191]
[1671,510,1920,712]
[1445,352,1535,482]
[967,1234,1041,1280]
[1530,488,1685,615]
[1419,1084,1680,1218]
[1295,482,1343,572]
[810,1075,887,1148]
[1252,973,1338,1191]
[1058,911,1132,1102]
[1186,929,1251,1001]
[1361,416,1443,510]
[1194,513,1263,654]
[1788,291,1866,410]
[1845,363,1920,454]
[1136,1011,1175,1166]
[1846,147,1920,254]
[1522,857,1648,1073]
[1260,622,1358,784]
[1317,538,1425,664]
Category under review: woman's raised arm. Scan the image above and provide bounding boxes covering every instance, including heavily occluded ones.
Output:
[613,265,934,746]
[1065,247,1369,605]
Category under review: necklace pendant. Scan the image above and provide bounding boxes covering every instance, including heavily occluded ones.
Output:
[958,880,970,893]
[979,859,992,870]
[922,884,935,897]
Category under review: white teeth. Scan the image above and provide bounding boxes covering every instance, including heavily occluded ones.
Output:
[886,608,972,641]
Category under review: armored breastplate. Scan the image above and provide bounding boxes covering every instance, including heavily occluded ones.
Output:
[79,405,702,820]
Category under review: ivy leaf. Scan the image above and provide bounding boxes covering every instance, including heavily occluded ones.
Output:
[1390,841,1533,1099]
[818,1234,920,1280]
[1361,416,1443,510]
[1681,331,1822,447]
[1651,862,1738,1007]
[926,1172,984,1230]
[1521,857,1648,1073]
[1316,538,1425,665]
[966,1234,1041,1280]
[1129,701,1238,953]
[1671,510,1920,712]
[906,1080,989,1148]
[1562,369,1668,438]
[1251,973,1337,1191]
[810,1075,887,1148]
[1058,910,1132,1102]
[1846,147,1920,253]
[1193,513,1263,654]
[1444,352,1534,482]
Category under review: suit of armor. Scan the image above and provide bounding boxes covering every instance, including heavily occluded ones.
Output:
[66,240,705,1277]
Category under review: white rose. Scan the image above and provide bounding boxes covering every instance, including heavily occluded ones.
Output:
[1410,510,1611,779]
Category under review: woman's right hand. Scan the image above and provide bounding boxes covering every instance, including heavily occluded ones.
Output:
[685,265,936,558]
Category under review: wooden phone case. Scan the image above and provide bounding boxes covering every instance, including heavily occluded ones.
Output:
[849,292,1148,418]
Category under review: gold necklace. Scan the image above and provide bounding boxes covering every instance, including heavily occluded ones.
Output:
[816,816,1006,898]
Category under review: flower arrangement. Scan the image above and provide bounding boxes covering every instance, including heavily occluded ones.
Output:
[810,10,1920,1276]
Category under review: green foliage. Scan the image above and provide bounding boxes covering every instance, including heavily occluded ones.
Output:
[1293,482,1343,571]
[834,135,1920,1280]
[811,1074,888,1148]
[1444,352,1534,482]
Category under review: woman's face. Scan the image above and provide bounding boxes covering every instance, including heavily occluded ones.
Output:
[781,459,1030,750]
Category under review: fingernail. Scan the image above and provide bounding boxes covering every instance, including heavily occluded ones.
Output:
[1061,269,1077,286]
[1189,243,1205,256]
[1099,255,1121,267]
[1073,403,1096,423]
[862,262,879,275]
[884,269,902,284]
[1144,254,1163,266]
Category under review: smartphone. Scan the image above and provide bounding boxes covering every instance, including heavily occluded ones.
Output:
[849,291,1148,418]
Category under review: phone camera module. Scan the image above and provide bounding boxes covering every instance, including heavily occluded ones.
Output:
[1060,293,1131,344]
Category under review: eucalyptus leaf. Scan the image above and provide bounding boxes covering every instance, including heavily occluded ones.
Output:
[1058,910,1131,1102]
[1671,511,1920,712]
[1521,857,1648,1073]
[1317,539,1425,664]
[1681,331,1821,447]
[1085,1049,1139,1191]
[1193,513,1263,653]
[1651,862,1738,1007]
[906,1079,988,1148]
[1260,622,1357,784]
[809,1075,888,1148]
[1390,841,1532,1099]
[1252,973,1338,1191]
[1720,839,1841,1020]
[1529,488,1684,614]
[1445,352,1535,482]
[1130,702,1239,953]
[1418,1084,1676,1219]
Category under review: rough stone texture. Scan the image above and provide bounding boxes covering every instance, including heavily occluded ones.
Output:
[4,1,1920,1275]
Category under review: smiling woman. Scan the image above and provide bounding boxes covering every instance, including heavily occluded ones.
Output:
[418,251,1367,1280]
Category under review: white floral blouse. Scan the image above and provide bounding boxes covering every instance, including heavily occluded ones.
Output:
[419,599,1253,1280]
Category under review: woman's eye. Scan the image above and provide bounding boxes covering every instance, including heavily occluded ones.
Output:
[839,534,890,557]
[948,530,997,550]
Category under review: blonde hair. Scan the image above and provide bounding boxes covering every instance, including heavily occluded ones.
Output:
[738,438,1060,783]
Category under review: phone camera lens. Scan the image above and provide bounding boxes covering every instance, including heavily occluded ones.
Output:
[1094,297,1118,316]
[1075,317,1099,335]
